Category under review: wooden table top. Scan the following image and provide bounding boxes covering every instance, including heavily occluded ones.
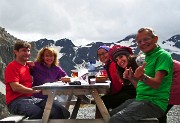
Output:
[32,81,110,90]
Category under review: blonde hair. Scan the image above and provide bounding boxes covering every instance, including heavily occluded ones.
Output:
[35,47,59,66]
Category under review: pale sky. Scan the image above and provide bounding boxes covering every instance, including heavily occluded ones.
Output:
[0,0,180,46]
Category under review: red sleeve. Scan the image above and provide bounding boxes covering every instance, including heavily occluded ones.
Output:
[109,62,123,94]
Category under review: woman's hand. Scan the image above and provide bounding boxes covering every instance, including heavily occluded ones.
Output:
[26,61,35,67]
[32,90,41,93]
[123,67,138,88]
[123,67,134,80]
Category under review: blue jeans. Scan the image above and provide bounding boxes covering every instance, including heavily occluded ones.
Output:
[108,99,164,123]
[8,96,70,119]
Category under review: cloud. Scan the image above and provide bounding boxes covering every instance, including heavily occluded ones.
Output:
[0,0,180,46]
[0,0,70,33]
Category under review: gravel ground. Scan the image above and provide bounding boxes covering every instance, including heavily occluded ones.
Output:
[167,105,180,123]
[69,104,180,123]
[69,104,96,119]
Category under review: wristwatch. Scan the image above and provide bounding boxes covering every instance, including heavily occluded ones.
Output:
[141,74,149,82]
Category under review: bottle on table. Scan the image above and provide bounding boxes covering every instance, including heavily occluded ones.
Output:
[88,61,96,84]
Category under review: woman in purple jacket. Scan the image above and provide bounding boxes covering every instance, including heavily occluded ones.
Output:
[31,47,67,99]
[30,47,70,119]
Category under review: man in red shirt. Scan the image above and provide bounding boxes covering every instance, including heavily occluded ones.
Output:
[5,40,70,119]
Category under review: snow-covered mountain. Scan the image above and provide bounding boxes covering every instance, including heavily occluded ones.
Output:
[32,34,180,76]
[0,27,180,79]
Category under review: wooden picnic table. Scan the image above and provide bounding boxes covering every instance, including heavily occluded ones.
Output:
[24,81,110,123]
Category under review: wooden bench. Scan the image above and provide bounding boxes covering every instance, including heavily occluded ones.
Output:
[138,118,159,123]
[90,99,159,123]
[0,115,26,123]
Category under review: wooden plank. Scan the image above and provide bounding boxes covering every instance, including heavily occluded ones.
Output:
[77,95,91,104]
[20,118,158,123]
[138,118,159,123]
[42,90,56,123]
[20,119,105,123]
[33,83,110,92]
[33,83,110,95]
[0,115,26,123]
[91,89,110,123]
[56,95,91,108]
[61,100,91,105]
[65,95,73,109]
[53,89,107,95]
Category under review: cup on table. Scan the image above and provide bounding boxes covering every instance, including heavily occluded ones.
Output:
[99,70,107,76]
[89,78,96,84]
[95,70,108,83]
[71,70,78,77]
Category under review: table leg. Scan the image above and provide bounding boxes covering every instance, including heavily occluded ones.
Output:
[91,89,110,123]
[42,90,56,123]
[70,97,82,119]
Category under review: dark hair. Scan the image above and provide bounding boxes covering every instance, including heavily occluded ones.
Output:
[116,54,138,85]
[14,40,31,51]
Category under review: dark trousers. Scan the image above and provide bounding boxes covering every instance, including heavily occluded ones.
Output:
[8,96,70,119]
[109,99,164,123]
[102,85,136,110]
[96,85,136,118]
[158,104,173,123]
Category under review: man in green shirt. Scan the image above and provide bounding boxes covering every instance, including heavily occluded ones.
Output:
[108,27,173,123]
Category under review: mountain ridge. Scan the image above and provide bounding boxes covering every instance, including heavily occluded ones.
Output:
[0,26,180,80]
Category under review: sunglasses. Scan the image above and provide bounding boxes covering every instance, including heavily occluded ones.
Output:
[97,52,108,58]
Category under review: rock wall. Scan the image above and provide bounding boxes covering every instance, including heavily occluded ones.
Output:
[0,93,10,119]
[0,27,18,119]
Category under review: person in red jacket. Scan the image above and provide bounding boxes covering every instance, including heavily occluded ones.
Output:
[96,45,136,118]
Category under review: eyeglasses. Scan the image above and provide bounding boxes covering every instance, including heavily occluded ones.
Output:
[136,37,152,45]
[97,52,108,58]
